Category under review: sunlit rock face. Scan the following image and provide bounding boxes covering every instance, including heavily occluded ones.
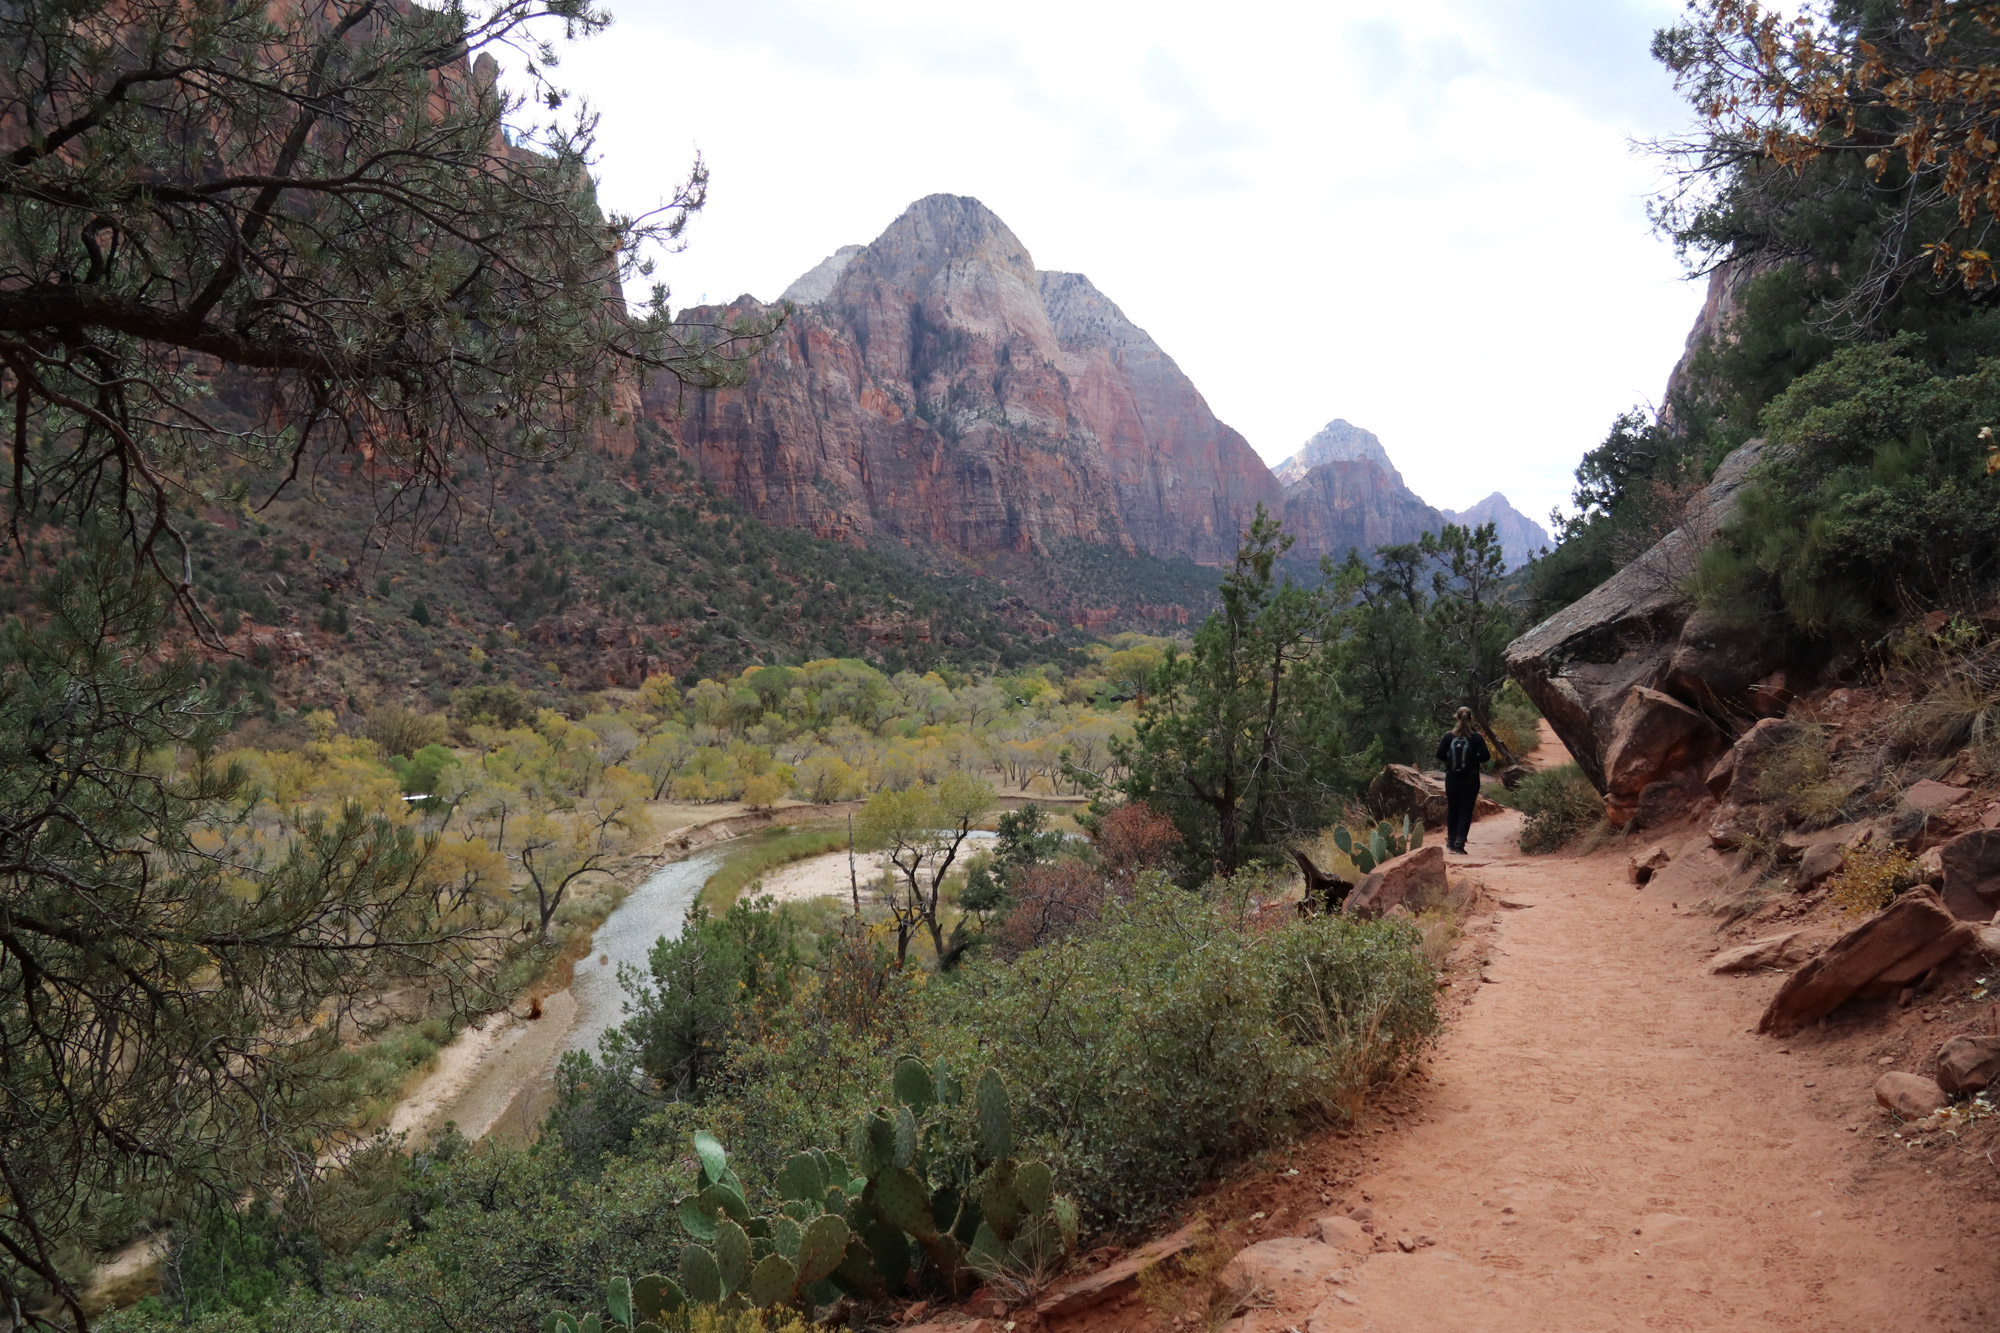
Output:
[653,194,1277,564]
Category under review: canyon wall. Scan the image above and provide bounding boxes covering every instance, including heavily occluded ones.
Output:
[653,193,1541,580]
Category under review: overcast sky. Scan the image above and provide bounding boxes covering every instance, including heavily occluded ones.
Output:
[522,0,1708,526]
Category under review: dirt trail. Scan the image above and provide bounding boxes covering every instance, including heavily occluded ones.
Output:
[1234,809,1997,1333]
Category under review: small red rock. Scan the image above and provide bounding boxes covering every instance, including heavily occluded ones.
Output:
[1875,1071,1949,1119]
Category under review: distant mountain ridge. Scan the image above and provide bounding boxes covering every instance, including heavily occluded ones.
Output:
[646,195,1545,619]
[1441,492,1552,570]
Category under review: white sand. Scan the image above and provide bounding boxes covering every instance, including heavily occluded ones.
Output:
[747,848,888,906]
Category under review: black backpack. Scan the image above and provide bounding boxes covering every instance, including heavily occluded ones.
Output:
[1446,735,1475,775]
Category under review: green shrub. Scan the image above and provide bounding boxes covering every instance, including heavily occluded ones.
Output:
[935,882,1437,1228]
[1489,679,1543,758]
[1512,764,1604,853]
[1701,340,2000,641]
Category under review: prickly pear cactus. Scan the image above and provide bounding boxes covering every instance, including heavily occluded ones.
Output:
[586,1062,1075,1330]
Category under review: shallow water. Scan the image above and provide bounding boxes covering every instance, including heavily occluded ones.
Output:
[564,848,725,1060]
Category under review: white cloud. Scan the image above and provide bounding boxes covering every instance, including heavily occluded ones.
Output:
[517,0,1707,526]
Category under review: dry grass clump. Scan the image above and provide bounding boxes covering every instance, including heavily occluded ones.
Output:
[1826,842,1919,917]
[1895,671,2000,768]
[1750,723,1863,828]
[1136,1222,1242,1332]
[1413,880,1480,971]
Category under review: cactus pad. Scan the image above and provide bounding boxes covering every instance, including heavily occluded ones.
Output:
[778,1151,824,1204]
[676,1195,718,1241]
[747,1253,797,1309]
[891,1056,935,1112]
[871,1165,937,1240]
[678,1245,721,1305]
[691,1132,728,1186]
[1015,1160,1053,1214]
[796,1214,850,1285]
[714,1220,752,1295]
[605,1276,632,1329]
[852,1107,897,1177]
[973,1068,1011,1162]
[631,1275,682,1324]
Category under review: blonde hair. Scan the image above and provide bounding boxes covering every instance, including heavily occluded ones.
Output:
[1453,707,1474,737]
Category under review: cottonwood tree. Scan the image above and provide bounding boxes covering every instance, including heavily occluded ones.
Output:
[858,773,994,965]
[0,1,764,1324]
[514,777,649,935]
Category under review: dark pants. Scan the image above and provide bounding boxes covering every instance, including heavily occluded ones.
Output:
[1445,774,1480,848]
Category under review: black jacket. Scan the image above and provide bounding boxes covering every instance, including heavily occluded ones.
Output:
[1436,730,1490,780]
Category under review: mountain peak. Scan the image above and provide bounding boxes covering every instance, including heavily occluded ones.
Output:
[833,194,1036,298]
[1439,492,1551,571]
[1274,420,1399,486]
[780,244,864,305]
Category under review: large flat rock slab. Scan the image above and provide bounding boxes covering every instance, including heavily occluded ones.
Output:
[1502,441,1765,792]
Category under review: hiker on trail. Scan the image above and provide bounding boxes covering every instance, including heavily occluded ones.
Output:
[1436,707,1490,855]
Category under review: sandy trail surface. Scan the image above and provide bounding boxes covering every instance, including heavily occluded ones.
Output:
[1229,808,1997,1333]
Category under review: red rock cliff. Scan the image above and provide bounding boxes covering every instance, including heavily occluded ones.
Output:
[653,195,1286,565]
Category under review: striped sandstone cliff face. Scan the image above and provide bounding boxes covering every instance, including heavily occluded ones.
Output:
[652,195,1277,566]
[651,194,1529,582]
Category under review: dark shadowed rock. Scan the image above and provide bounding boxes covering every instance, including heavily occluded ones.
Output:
[1601,687,1726,826]
[1632,774,1714,831]
[1938,828,2000,922]
[1664,610,1786,716]
[1759,887,1976,1036]
[1502,442,1766,792]
[1936,1035,2000,1095]
[1346,845,1448,919]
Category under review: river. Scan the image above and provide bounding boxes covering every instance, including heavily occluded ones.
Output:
[387,848,724,1144]
[564,848,725,1059]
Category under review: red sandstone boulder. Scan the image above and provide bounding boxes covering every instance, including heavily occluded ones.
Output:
[1936,1035,2000,1095]
[1758,887,1977,1036]
[1345,845,1448,920]
[1366,764,1499,829]
[1501,442,1769,794]
[1708,931,1815,974]
[1793,839,1846,890]
[1630,842,1674,885]
[1875,1072,1949,1119]
[1601,687,1726,827]
[1369,764,1448,828]
[1938,828,2000,922]
[1902,780,1971,815]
